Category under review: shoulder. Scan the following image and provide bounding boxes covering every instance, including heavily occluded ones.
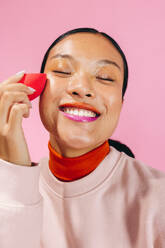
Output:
[109,146,165,195]
[118,148,165,181]
[109,147,165,240]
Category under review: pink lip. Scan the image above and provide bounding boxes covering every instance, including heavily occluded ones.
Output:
[59,109,99,122]
[59,102,101,115]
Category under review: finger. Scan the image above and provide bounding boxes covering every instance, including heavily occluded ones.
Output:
[1,83,35,96]
[2,71,25,85]
[0,91,32,127]
[8,103,30,131]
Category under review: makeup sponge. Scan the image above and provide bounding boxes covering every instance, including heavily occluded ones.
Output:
[18,73,47,101]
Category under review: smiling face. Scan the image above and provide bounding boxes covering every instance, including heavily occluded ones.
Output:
[39,32,124,157]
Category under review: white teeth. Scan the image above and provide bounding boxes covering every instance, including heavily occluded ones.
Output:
[63,108,96,117]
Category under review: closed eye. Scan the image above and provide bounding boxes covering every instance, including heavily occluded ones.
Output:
[53,70,71,75]
[96,76,114,82]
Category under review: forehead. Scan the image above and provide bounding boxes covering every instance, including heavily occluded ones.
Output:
[48,33,124,70]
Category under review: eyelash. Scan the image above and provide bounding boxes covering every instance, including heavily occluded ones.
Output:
[53,70,71,75]
[53,71,114,82]
[96,76,114,82]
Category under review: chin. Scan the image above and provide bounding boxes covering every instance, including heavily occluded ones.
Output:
[58,130,96,150]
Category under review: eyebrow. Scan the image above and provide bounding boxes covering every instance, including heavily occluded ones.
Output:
[50,53,121,71]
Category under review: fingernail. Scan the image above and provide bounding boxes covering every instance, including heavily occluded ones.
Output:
[28,87,36,92]
[16,70,25,76]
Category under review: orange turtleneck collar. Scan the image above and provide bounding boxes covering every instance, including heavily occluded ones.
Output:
[48,140,110,182]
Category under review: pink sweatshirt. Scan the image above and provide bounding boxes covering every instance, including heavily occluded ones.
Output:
[0,146,165,248]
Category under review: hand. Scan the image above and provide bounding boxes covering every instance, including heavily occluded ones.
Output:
[0,71,35,166]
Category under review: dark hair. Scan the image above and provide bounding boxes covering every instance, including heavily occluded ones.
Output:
[108,139,135,158]
[40,27,135,158]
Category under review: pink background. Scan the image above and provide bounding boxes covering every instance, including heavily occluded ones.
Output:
[0,0,165,171]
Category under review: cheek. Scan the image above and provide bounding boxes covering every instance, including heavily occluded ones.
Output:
[47,76,61,96]
[103,93,122,134]
[40,76,63,106]
[102,86,122,111]
[39,77,66,129]
[39,93,58,133]
[39,84,55,123]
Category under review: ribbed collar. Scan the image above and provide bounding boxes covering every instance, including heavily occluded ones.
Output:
[48,140,110,182]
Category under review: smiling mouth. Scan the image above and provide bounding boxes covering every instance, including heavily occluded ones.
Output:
[59,106,100,117]
[59,107,100,122]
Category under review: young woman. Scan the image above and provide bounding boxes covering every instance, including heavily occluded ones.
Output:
[0,28,164,248]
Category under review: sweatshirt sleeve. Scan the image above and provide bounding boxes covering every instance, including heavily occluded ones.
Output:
[0,158,43,248]
[153,178,165,247]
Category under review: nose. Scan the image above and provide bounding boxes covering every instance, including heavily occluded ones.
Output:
[66,73,95,99]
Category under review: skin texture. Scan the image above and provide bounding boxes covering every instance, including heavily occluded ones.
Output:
[39,33,124,158]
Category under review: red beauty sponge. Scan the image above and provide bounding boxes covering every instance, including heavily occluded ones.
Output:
[18,73,47,101]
